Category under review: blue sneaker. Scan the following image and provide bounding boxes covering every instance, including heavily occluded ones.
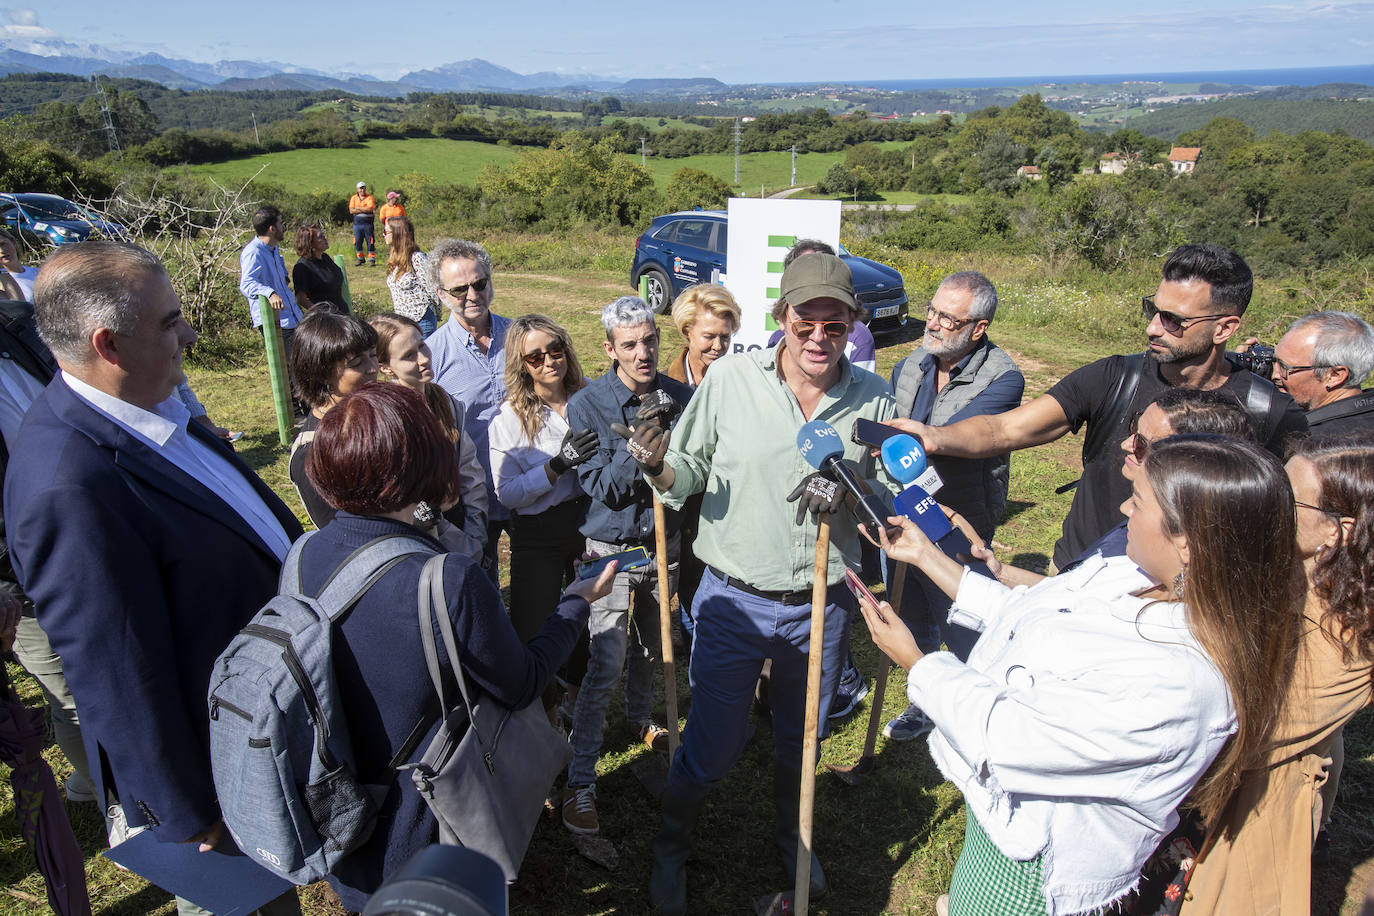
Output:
[883,704,935,741]
[827,679,869,721]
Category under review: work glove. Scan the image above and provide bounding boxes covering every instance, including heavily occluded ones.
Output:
[635,389,682,427]
[611,420,669,476]
[548,427,599,475]
[785,471,844,526]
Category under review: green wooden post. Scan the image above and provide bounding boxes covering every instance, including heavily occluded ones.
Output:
[332,254,354,312]
[639,275,649,302]
[259,297,293,446]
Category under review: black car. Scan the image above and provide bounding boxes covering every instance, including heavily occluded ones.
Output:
[630,210,910,333]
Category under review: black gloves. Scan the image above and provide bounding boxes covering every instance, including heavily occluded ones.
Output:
[610,389,681,477]
[785,471,844,526]
[548,427,599,475]
[611,421,669,476]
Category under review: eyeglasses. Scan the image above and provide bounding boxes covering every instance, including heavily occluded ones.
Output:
[1274,358,1326,380]
[788,316,850,339]
[1126,411,1150,464]
[925,303,977,331]
[1141,295,1231,335]
[441,277,490,299]
[1294,499,1341,519]
[522,345,566,368]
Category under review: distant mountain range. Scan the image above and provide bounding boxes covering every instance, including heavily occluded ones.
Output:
[0,38,639,95]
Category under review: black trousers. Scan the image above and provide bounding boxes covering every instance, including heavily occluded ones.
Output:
[508,497,590,697]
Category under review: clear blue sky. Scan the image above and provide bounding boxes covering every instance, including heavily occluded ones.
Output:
[11,1,1374,83]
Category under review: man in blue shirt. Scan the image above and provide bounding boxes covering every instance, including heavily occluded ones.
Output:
[883,271,1023,740]
[560,296,692,837]
[426,238,506,577]
[239,206,304,382]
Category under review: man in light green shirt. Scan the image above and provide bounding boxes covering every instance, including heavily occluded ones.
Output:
[622,253,897,914]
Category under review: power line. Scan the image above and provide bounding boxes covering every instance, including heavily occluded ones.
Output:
[95,78,122,159]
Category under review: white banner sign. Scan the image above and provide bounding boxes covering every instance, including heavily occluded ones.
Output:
[724,198,842,352]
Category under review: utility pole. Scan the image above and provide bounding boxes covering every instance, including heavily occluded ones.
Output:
[252,112,261,145]
[733,118,742,185]
[639,136,647,167]
[791,144,797,187]
[95,78,121,159]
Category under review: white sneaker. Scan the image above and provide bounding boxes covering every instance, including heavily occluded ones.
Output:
[883,704,935,742]
[64,773,96,803]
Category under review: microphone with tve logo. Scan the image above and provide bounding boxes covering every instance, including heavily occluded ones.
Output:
[796,420,892,541]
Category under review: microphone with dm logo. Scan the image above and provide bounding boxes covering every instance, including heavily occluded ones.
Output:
[881,434,994,576]
[796,420,892,540]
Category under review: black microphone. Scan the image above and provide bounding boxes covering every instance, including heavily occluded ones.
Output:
[796,420,891,540]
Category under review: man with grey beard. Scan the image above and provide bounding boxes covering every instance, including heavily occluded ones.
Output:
[881,271,1023,740]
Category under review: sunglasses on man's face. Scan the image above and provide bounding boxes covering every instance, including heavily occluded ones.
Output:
[441,277,490,299]
[522,345,566,368]
[788,317,850,339]
[1141,295,1230,335]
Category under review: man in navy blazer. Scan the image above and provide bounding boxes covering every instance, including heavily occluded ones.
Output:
[4,242,303,913]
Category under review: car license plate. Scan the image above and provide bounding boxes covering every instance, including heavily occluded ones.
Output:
[874,305,899,318]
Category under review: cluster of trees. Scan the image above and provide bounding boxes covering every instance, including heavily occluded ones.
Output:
[874,114,1374,273]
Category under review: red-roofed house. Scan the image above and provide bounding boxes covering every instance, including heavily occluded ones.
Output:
[1017,164,1043,180]
[1168,147,1201,174]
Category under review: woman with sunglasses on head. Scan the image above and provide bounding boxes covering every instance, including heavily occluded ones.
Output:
[291,223,348,314]
[383,215,440,337]
[488,315,597,702]
[289,310,380,527]
[370,313,488,561]
[1181,434,1374,916]
[856,434,1304,916]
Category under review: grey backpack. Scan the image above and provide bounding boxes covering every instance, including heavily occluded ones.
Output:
[207,531,437,884]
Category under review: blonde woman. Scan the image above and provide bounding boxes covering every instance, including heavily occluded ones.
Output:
[383,215,440,336]
[666,283,741,389]
[369,313,487,560]
[487,314,597,649]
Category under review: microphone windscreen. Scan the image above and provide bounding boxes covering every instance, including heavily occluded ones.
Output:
[880,434,928,485]
[796,420,845,470]
[893,484,954,542]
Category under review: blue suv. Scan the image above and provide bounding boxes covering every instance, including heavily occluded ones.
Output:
[0,193,128,250]
[630,210,910,333]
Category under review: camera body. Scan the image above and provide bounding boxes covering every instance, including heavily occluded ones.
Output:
[1229,344,1276,379]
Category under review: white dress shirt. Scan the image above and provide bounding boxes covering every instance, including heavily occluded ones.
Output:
[62,372,292,560]
[487,400,583,515]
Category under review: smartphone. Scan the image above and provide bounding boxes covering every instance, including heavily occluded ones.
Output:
[851,418,907,450]
[227,431,245,442]
[844,568,886,623]
[576,546,651,580]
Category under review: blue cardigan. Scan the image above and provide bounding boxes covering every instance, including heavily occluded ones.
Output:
[300,513,588,908]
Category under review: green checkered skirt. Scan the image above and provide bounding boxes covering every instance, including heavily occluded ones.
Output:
[947,812,1050,916]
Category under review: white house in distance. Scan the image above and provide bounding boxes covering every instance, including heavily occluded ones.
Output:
[1099,152,1129,174]
[1017,164,1043,180]
[1168,147,1202,174]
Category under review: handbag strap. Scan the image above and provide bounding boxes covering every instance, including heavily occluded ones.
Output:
[416,555,485,751]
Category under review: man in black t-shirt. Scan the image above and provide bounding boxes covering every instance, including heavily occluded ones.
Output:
[889,244,1307,568]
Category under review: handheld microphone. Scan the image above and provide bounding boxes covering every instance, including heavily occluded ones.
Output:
[796,421,892,540]
[879,433,944,495]
[880,441,993,578]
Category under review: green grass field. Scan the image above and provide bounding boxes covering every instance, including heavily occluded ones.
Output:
[188,138,525,193]
[3,233,1372,915]
[186,137,926,199]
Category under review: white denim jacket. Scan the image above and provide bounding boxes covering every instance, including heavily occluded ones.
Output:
[908,553,1236,916]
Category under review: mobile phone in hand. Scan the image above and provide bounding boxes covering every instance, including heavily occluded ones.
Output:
[577,546,651,580]
[851,418,906,449]
[844,568,886,623]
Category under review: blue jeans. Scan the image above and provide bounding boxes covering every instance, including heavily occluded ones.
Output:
[567,536,679,787]
[672,567,849,789]
[418,306,438,338]
[352,219,374,258]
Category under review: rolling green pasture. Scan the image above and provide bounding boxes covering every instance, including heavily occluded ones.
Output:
[188,138,524,193]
